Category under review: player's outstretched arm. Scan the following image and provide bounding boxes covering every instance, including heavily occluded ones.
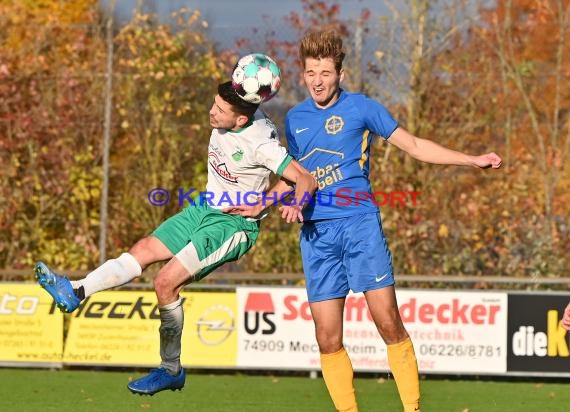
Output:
[387,127,502,169]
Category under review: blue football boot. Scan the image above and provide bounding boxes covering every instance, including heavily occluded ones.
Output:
[34,261,80,313]
[127,368,186,395]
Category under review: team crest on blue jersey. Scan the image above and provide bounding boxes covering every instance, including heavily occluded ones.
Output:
[325,115,344,135]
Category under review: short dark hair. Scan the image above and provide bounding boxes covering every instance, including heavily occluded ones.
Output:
[218,81,259,119]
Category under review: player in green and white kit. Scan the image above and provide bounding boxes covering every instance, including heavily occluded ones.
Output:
[35,81,317,395]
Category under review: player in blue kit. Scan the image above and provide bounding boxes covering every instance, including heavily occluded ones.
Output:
[285,30,502,412]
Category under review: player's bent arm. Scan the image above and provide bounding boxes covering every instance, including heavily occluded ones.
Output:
[263,177,296,209]
[276,160,317,223]
[279,160,317,209]
[387,127,502,169]
[221,180,287,218]
[221,161,316,221]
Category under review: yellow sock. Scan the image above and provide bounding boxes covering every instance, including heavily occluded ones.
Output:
[387,337,421,412]
[320,347,358,412]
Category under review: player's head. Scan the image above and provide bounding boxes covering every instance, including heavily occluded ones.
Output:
[299,29,345,72]
[211,81,259,130]
[299,29,345,109]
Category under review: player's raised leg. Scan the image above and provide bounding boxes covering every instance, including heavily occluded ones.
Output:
[35,237,169,313]
[34,262,80,313]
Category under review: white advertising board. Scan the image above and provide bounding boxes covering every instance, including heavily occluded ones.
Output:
[236,287,507,374]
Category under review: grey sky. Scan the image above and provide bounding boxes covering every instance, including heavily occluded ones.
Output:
[100,0,392,52]
[104,0,389,24]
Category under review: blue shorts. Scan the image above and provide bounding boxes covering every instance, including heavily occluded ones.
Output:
[300,212,394,303]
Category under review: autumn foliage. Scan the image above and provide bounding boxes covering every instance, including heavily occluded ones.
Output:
[0,0,567,283]
[0,1,227,271]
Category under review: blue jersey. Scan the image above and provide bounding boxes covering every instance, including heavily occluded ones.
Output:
[285,90,398,221]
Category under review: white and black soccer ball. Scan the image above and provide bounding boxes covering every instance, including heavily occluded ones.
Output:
[232,53,281,104]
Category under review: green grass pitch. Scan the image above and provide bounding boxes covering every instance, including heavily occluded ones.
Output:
[0,369,568,411]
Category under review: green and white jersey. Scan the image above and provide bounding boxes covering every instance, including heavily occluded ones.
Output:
[205,110,292,218]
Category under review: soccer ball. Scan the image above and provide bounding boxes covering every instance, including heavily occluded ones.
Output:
[232,53,281,104]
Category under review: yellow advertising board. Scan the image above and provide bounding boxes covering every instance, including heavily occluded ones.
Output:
[0,283,64,366]
[63,291,237,368]
[183,291,237,367]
